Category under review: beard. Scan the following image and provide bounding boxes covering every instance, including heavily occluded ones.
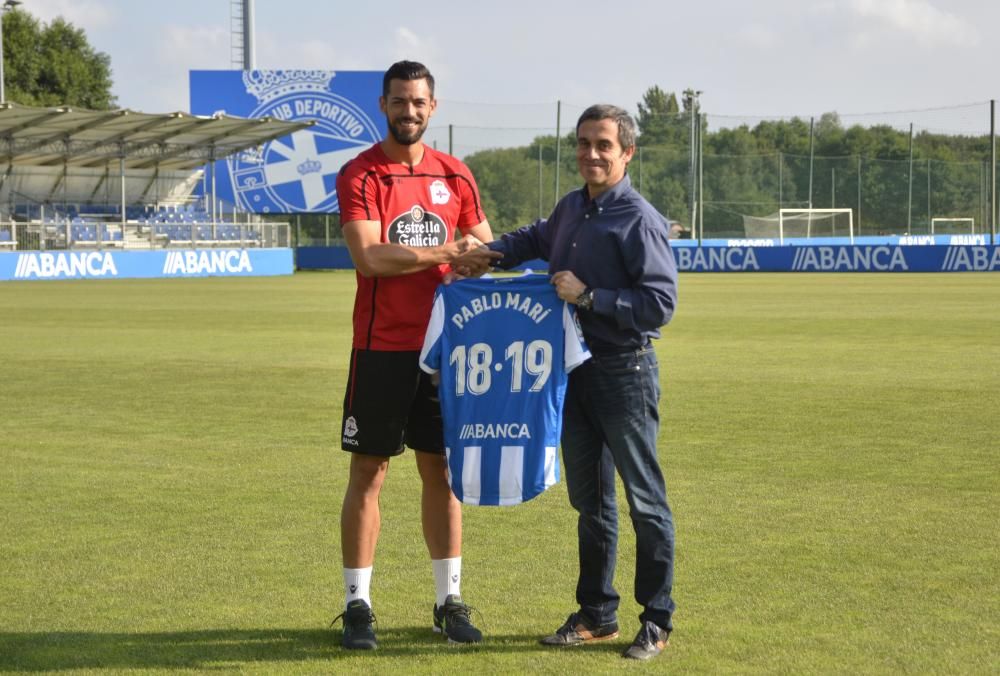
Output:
[387,116,428,146]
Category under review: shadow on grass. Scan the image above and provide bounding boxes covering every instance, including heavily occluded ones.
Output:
[0,626,568,671]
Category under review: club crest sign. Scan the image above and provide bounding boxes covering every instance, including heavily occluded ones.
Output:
[191,70,384,214]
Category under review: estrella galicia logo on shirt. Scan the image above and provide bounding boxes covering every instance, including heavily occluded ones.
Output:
[387,205,448,247]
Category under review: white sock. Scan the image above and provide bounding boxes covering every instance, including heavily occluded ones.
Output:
[344,566,372,608]
[432,557,462,607]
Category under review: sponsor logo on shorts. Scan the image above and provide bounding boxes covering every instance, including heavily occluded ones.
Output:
[344,416,359,437]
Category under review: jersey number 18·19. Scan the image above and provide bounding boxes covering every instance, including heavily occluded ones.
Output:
[449,340,552,396]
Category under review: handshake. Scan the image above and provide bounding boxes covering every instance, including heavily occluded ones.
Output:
[449,235,504,279]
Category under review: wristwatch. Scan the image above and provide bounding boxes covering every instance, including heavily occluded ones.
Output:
[576,287,594,311]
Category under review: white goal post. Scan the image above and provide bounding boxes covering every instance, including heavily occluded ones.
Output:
[930,217,975,235]
[778,208,854,244]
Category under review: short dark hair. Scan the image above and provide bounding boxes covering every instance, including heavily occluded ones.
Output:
[382,60,435,98]
[576,104,637,151]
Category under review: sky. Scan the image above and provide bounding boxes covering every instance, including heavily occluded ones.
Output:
[17,0,1000,142]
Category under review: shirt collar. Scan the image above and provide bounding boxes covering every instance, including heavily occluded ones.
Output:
[580,173,633,210]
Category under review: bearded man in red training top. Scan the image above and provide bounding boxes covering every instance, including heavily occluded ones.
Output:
[331,60,501,650]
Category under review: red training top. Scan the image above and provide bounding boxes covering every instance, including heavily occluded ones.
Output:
[336,143,486,350]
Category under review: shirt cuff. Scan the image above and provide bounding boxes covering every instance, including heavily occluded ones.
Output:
[590,288,612,316]
[485,241,509,268]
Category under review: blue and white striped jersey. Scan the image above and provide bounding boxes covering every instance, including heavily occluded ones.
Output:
[419,274,590,506]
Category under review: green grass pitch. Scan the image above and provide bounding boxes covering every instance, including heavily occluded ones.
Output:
[1,271,997,674]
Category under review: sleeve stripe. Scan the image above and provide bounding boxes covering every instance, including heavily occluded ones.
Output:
[451,173,484,224]
[358,170,377,221]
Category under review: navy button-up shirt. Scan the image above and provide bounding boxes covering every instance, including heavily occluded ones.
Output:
[487,175,678,353]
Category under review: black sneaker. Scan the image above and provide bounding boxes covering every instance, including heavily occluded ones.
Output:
[332,599,377,650]
[622,620,670,660]
[432,594,483,644]
[539,611,619,646]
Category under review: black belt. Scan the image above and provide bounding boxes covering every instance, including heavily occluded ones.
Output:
[588,341,652,357]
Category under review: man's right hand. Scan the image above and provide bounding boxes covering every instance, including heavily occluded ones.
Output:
[452,235,503,277]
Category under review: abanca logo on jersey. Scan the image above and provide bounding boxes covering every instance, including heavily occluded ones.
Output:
[388,205,447,247]
[459,423,531,440]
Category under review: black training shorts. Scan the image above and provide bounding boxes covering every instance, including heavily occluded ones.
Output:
[341,348,444,456]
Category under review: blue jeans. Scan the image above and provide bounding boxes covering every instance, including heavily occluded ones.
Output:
[561,346,676,631]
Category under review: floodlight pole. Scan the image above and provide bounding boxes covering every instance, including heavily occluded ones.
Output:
[688,96,695,229]
[537,143,542,219]
[907,123,914,233]
[119,143,126,228]
[637,146,642,194]
[807,118,814,238]
[857,155,863,235]
[209,145,217,228]
[991,99,996,245]
[807,117,814,210]
[697,110,704,243]
[778,152,783,208]
[243,0,255,70]
[554,100,561,209]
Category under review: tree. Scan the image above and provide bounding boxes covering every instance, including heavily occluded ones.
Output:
[2,9,115,109]
[636,85,686,147]
[464,146,542,232]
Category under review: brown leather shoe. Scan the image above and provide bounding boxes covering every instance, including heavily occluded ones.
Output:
[540,611,619,646]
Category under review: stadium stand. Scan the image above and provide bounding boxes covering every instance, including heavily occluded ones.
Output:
[0,102,312,252]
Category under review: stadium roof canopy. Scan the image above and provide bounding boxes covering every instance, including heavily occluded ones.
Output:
[0,102,314,171]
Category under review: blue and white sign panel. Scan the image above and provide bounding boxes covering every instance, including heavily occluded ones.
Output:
[295,244,1000,273]
[674,245,1000,272]
[0,249,294,281]
[190,70,385,214]
[672,234,992,248]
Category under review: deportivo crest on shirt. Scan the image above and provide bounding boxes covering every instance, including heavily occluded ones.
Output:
[429,179,451,205]
[388,205,448,247]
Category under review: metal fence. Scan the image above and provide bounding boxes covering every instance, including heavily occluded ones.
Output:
[0,219,291,251]
[5,100,994,247]
[406,99,998,242]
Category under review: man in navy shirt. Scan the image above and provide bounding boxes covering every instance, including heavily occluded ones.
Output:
[487,104,678,661]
